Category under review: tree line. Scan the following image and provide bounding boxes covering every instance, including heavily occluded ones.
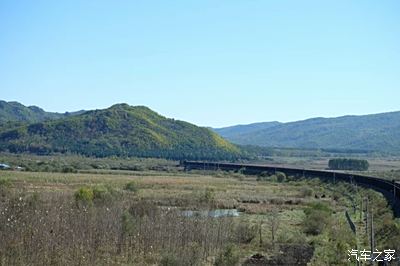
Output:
[328,158,369,171]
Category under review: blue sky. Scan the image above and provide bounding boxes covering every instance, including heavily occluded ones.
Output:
[1,0,399,127]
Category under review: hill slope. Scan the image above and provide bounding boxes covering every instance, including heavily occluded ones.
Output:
[0,100,63,123]
[214,121,281,141]
[0,100,84,124]
[0,104,240,160]
[214,111,400,153]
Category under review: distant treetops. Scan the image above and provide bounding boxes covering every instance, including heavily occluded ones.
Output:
[328,158,369,171]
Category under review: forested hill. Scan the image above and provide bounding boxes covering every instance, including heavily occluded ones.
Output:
[0,103,240,160]
[214,111,400,154]
[214,121,281,138]
[0,100,84,124]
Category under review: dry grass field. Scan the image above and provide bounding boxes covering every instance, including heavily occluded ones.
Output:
[1,165,399,266]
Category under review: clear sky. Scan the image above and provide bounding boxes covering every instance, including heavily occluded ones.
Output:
[1,0,399,127]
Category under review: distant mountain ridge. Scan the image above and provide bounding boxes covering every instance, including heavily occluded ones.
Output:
[214,111,400,154]
[215,121,281,137]
[0,102,240,160]
[0,100,84,124]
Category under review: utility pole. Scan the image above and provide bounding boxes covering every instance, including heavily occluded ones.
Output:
[393,180,396,198]
[353,182,357,214]
[365,197,369,241]
[370,208,374,253]
[259,219,263,248]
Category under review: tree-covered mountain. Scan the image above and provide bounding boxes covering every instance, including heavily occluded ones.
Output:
[0,100,84,124]
[214,121,281,141]
[0,103,240,160]
[214,111,400,154]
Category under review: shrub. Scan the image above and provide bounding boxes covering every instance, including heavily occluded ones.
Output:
[74,187,94,204]
[159,243,202,266]
[61,165,77,173]
[277,230,307,245]
[124,181,138,192]
[269,175,277,182]
[0,177,11,188]
[160,252,179,266]
[93,185,117,203]
[129,200,158,218]
[256,176,264,181]
[238,167,246,175]
[300,187,313,197]
[304,202,332,215]
[236,222,257,243]
[27,192,40,208]
[332,191,341,201]
[121,211,136,236]
[201,187,215,204]
[303,202,332,235]
[276,172,286,183]
[259,171,270,177]
[0,177,11,196]
[257,172,271,181]
[185,242,203,266]
[214,244,240,266]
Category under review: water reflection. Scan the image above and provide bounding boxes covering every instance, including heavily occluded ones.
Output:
[181,209,240,218]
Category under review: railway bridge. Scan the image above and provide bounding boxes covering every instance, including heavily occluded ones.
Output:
[182,160,400,217]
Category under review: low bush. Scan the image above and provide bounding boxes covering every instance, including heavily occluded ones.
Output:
[93,185,117,203]
[129,200,158,218]
[214,244,240,266]
[61,165,77,173]
[236,222,257,243]
[276,172,286,183]
[0,177,11,188]
[303,202,332,235]
[124,181,138,192]
[74,187,94,204]
[0,177,11,196]
[300,187,313,197]
[202,187,215,203]
[160,252,179,266]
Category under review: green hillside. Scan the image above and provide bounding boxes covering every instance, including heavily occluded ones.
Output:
[215,111,400,154]
[0,103,240,160]
[214,121,281,138]
[0,100,84,124]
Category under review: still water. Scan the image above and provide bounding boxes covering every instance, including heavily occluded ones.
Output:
[181,209,240,218]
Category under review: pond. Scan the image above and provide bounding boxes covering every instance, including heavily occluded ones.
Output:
[181,209,240,218]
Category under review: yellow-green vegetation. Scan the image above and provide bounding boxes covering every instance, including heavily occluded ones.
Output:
[0,167,399,265]
[0,104,241,160]
[124,181,139,192]
[0,153,178,173]
[74,187,94,203]
[0,100,68,124]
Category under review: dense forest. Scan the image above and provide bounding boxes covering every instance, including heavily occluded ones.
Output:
[0,100,84,123]
[0,103,241,160]
[214,111,400,154]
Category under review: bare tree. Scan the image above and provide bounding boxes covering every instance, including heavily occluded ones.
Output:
[267,208,281,248]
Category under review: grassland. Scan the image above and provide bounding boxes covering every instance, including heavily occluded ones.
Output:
[0,154,399,265]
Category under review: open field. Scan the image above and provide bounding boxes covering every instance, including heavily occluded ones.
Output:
[251,156,400,182]
[1,162,400,265]
[255,156,400,172]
